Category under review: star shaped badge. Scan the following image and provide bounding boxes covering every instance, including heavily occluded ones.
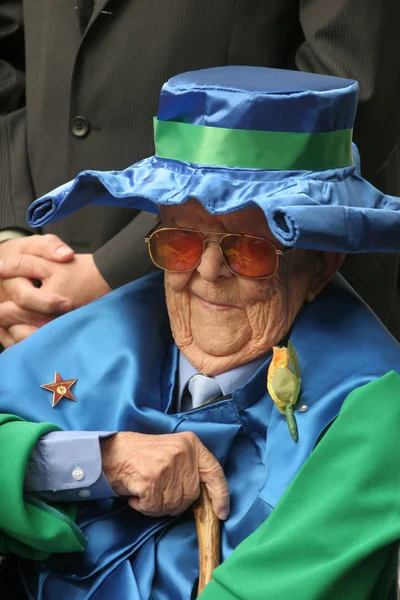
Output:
[41,372,78,408]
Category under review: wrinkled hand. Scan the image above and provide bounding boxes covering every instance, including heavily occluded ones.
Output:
[0,235,111,347]
[101,431,230,520]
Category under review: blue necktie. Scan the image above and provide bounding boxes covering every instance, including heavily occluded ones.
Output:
[181,374,222,412]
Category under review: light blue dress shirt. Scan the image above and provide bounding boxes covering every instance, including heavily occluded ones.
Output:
[177,352,267,407]
[24,352,267,501]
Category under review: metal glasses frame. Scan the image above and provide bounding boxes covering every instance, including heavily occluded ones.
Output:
[145,226,294,279]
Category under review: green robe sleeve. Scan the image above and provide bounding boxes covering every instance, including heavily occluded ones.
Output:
[0,414,86,560]
[200,371,400,600]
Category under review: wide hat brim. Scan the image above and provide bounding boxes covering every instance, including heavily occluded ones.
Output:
[27,151,400,254]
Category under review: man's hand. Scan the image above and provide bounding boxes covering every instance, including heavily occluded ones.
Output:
[0,252,112,308]
[101,431,230,520]
[0,235,111,347]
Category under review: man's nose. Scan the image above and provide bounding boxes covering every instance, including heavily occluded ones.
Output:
[196,241,232,281]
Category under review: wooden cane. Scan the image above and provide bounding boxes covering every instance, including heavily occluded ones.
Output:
[193,483,221,597]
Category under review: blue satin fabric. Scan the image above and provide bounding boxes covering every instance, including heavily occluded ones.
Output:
[27,151,400,253]
[26,66,400,254]
[157,66,357,133]
[0,273,399,599]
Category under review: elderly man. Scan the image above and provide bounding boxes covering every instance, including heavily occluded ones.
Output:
[1,0,400,349]
[0,67,399,599]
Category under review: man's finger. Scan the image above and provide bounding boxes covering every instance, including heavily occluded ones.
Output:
[197,444,230,521]
[127,496,161,516]
[126,478,165,516]
[0,301,54,329]
[7,278,72,315]
[0,327,15,348]
[8,324,39,344]
[19,234,74,263]
[0,254,51,281]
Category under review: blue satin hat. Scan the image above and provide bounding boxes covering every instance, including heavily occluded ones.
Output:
[27,66,400,252]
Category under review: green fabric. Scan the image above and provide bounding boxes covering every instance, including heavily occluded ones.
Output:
[0,414,86,559]
[153,118,354,170]
[200,371,400,600]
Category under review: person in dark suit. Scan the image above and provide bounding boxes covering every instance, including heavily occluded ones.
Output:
[0,0,399,347]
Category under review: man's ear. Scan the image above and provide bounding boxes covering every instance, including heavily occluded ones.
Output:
[306,252,346,303]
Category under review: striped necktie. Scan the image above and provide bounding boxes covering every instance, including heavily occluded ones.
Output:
[181,374,222,412]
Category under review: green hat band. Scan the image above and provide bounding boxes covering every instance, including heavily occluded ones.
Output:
[154,118,353,171]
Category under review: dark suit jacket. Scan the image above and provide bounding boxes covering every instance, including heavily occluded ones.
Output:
[1,0,399,335]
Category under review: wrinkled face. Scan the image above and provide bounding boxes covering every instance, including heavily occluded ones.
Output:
[161,200,337,376]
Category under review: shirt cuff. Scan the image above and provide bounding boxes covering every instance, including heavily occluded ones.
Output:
[24,431,117,501]
[0,229,29,243]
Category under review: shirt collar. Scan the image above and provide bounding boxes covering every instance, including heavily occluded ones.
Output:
[178,351,268,403]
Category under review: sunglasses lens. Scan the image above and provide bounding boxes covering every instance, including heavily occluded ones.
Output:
[221,235,278,278]
[149,229,204,271]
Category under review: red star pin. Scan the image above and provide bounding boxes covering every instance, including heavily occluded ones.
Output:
[41,372,78,408]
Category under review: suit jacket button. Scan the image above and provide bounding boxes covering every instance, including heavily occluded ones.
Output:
[71,116,90,138]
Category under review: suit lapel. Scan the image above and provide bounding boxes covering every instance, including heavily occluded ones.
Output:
[75,0,111,34]
[77,0,112,39]
[90,0,112,22]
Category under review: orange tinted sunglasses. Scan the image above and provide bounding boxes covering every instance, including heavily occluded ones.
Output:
[145,227,293,279]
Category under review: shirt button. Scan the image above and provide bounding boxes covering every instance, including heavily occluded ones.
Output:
[71,116,90,138]
[72,467,84,481]
[78,489,91,498]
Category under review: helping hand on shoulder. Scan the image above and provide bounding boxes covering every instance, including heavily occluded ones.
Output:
[101,430,230,520]
[0,234,111,347]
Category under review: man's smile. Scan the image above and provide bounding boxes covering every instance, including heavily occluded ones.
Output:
[190,292,240,311]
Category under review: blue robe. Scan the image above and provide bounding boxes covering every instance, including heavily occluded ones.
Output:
[0,272,399,599]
